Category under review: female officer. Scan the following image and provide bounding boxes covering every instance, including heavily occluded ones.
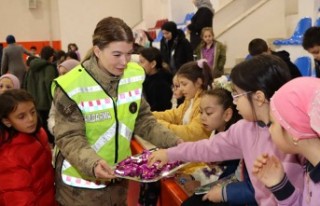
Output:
[52,17,181,206]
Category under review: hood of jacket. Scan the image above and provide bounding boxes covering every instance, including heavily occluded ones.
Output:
[29,58,52,72]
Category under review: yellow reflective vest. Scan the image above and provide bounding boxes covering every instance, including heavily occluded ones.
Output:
[52,62,145,188]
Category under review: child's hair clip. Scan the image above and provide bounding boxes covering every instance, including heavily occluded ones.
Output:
[197,59,208,69]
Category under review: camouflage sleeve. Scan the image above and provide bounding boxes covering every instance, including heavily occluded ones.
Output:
[53,87,101,177]
[134,97,179,148]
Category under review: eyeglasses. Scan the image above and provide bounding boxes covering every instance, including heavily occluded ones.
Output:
[231,91,251,101]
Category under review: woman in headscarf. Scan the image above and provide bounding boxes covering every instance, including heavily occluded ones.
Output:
[187,0,214,50]
[160,21,193,74]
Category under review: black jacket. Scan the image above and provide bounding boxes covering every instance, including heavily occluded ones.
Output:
[315,60,320,78]
[143,69,173,111]
[160,30,193,74]
[187,7,214,50]
[272,50,302,79]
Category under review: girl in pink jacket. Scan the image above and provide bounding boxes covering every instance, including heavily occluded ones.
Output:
[148,54,304,206]
[253,77,320,206]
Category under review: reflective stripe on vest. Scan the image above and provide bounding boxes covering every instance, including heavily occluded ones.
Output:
[61,174,107,189]
[76,88,142,113]
[53,62,144,189]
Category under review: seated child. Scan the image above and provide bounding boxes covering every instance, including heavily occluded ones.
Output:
[153,59,212,141]
[182,87,256,206]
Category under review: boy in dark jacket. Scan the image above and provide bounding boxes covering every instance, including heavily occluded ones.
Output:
[302,26,320,78]
[248,38,301,79]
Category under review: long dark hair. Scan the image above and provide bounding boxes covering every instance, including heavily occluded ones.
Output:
[202,88,242,130]
[176,60,213,90]
[230,54,291,121]
[139,47,163,70]
[0,89,41,147]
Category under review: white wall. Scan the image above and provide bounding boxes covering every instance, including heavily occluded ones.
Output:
[1,0,319,69]
[217,0,287,68]
[142,0,220,28]
[214,0,264,36]
[57,0,142,58]
[0,0,60,42]
[142,0,170,28]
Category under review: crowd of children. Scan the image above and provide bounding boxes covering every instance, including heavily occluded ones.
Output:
[0,6,320,206]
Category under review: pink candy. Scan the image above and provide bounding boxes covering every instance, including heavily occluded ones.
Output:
[115,150,182,180]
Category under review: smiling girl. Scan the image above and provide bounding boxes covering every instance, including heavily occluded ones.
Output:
[153,59,212,141]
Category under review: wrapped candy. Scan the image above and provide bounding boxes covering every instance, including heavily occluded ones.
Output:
[114,150,184,181]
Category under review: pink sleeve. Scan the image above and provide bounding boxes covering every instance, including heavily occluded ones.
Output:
[167,121,244,162]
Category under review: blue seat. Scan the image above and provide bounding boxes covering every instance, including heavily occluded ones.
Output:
[185,12,194,23]
[177,12,195,27]
[315,17,320,27]
[153,30,163,42]
[294,56,312,76]
[273,17,312,45]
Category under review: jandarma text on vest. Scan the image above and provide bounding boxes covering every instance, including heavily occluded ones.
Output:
[84,112,112,122]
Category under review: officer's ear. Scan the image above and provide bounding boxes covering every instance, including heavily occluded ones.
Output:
[93,46,101,58]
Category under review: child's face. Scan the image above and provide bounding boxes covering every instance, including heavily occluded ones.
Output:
[178,76,202,100]
[231,85,254,121]
[202,30,214,45]
[268,111,295,153]
[200,95,229,132]
[2,101,38,134]
[172,76,183,99]
[30,49,36,55]
[0,78,14,94]
[70,45,77,51]
[307,45,320,61]
[139,55,155,75]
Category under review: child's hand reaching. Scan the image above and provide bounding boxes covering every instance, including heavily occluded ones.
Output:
[252,153,285,187]
[147,149,169,168]
[202,184,223,203]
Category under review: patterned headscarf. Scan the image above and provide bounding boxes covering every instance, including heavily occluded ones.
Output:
[194,0,214,13]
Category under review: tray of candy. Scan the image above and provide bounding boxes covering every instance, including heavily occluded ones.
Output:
[114,149,189,183]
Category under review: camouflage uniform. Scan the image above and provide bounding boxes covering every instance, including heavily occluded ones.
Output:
[53,55,179,206]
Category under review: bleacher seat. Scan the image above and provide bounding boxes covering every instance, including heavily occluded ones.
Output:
[294,56,312,76]
[315,17,320,27]
[147,19,168,40]
[153,30,163,42]
[178,12,194,25]
[177,12,195,31]
[273,17,312,45]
